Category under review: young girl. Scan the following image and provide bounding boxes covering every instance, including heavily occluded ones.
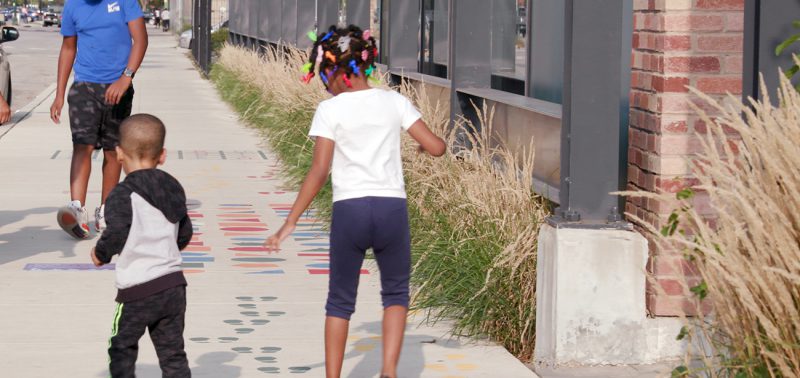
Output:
[264,25,446,378]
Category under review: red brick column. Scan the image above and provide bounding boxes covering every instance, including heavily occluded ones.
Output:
[628,0,744,316]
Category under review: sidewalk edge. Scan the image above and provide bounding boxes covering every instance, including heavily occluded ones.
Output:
[0,83,57,141]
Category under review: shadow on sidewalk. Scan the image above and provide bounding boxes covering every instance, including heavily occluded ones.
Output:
[304,320,463,377]
[0,207,76,266]
[95,352,242,378]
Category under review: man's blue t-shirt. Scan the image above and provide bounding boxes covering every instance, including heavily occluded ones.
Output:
[61,0,143,84]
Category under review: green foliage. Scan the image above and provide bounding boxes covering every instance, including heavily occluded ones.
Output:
[211,27,229,56]
[775,20,800,90]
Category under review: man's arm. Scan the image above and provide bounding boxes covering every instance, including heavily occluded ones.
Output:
[104,18,148,105]
[50,36,76,124]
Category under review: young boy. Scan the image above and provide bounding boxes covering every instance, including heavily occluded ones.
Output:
[52,0,148,239]
[91,114,193,378]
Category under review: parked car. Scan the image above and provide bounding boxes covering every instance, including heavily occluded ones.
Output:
[43,12,59,27]
[0,26,19,106]
[179,28,191,49]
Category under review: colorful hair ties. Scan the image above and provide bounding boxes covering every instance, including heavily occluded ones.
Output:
[365,65,374,77]
[301,62,313,74]
[324,51,337,63]
[342,75,353,88]
[316,46,324,64]
[349,60,360,76]
[338,36,352,52]
[361,50,369,61]
[363,29,371,40]
[320,31,334,42]
[307,30,317,42]
[301,72,315,83]
[320,71,329,85]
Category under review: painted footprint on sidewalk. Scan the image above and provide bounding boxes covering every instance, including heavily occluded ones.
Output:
[189,336,239,344]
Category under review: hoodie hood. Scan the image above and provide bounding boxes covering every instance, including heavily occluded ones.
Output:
[120,169,187,223]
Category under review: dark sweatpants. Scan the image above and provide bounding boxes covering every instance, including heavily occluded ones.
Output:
[108,285,190,378]
[326,196,411,320]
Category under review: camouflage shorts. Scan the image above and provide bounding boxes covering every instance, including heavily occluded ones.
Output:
[67,81,134,151]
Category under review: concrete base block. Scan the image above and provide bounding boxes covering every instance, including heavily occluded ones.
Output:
[534,224,684,367]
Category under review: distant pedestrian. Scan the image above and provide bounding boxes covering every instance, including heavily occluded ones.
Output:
[50,0,148,239]
[154,8,161,28]
[161,9,170,32]
[264,25,446,378]
[91,114,193,378]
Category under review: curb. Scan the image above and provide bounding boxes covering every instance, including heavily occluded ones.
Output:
[0,82,57,141]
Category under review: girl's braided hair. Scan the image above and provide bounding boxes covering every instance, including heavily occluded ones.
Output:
[301,24,378,88]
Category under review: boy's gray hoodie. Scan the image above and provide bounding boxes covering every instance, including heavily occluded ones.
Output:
[95,168,193,303]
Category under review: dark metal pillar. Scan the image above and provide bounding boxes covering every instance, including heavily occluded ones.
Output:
[346,0,370,29]
[191,0,211,75]
[550,0,632,227]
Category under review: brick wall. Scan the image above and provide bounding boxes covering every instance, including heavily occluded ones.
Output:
[628,0,744,316]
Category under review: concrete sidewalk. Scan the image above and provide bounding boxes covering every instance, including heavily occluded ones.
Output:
[0,31,537,377]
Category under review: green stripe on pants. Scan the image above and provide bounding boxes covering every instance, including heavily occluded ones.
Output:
[108,303,124,376]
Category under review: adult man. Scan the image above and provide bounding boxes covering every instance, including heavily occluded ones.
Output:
[50,0,148,239]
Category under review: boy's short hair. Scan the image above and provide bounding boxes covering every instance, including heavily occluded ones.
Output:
[119,114,166,160]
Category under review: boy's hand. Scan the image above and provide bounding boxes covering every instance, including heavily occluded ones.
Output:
[105,76,132,105]
[90,247,104,267]
[263,222,296,252]
[50,96,64,124]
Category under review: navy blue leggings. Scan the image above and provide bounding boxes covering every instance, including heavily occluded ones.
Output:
[326,196,411,320]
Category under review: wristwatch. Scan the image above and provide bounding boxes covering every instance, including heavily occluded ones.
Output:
[123,68,136,78]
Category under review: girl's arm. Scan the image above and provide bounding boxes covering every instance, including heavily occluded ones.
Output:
[407,119,446,156]
[264,137,335,250]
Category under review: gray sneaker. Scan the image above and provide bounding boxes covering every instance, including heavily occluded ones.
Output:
[94,205,106,233]
[57,201,90,239]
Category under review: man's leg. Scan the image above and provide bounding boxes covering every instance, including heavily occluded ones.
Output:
[101,150,121,204]
[69,144,94,206]
[67,81,104,206]
[100,85,134,204]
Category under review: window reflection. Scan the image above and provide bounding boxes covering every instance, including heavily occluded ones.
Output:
[372,0,383,64]
[491,0,527,95]
[421,0,449,79]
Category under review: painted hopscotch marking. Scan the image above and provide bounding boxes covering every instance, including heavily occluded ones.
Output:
[24,263,115,271]
[50,150,270,161]
[218,203,284,275]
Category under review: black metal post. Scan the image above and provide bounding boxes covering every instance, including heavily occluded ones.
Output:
[191,0,211,75]
[550,0,632,228]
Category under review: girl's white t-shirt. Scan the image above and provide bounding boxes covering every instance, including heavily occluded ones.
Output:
[308,88,422,203]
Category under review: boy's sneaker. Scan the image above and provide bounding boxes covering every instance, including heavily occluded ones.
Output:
[57,201,90,239]
[94,205,106,233]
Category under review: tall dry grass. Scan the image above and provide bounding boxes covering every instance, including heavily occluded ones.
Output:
[398,82,549,360]
[213,43,550,360]
[627,70,800,377]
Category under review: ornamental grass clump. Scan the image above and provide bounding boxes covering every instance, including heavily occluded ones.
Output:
[213,43,550,360]
[626,69,800,377]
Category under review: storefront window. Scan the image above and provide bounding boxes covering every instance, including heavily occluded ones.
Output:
[490,0,527,95]
[373,0,383,64]
[420,0,449,79]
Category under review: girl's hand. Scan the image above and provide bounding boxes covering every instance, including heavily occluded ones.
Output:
[264,222,296,252]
